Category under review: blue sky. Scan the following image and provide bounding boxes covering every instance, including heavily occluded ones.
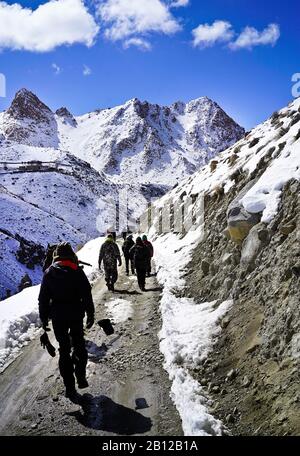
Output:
[0,0,299,129]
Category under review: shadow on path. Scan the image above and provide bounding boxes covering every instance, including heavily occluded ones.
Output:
[86,341,108,362]
[145,287,163,293]
[114,289,141,295]
[66,394,152,435]
[86,335,122,363]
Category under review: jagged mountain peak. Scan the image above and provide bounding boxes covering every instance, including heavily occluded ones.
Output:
[55,107,77,127]
[7,88,52,122]
[2,89,57,147]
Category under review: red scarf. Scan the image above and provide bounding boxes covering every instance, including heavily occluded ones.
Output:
[57,260,78,270]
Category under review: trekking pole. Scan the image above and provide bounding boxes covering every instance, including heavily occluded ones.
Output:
[78,260,92,267]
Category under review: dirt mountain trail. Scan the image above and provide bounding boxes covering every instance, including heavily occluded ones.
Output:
[0,260,183,436]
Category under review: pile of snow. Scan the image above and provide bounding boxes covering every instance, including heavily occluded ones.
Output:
[0,285,40,372]
[150,228,232,436]
[105,298,133,324]
[0,237,104,372]
[76,236,105,284]
[242,137,300,222]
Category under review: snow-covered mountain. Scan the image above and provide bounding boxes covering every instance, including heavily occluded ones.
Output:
[58,95,245,185]
[0,88,244,298]
[1,89,59,148]
[1,89,244,186]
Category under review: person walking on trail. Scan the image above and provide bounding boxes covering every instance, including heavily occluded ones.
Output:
[99,234,122,292]
[130,237,150,292]
[142,235,154,277]
[38,242,95,400]
[122,234,135,276]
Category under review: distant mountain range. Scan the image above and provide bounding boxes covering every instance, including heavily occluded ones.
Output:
[0,88,244,298]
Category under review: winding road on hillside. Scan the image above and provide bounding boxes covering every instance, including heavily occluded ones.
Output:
[0,263,183,436]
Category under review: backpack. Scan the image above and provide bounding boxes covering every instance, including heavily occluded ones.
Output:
[134,245,148,266]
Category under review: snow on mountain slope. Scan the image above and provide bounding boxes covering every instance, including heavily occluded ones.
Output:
[0,186,81,299]
[58,96,244,186]
[143,96,300,435]
[0,143,118,298]
[0,143,167,298]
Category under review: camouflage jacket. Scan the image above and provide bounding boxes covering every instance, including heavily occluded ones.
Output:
[98,240,121,269]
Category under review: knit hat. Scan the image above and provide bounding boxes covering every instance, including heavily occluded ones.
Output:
[136,236,143,246]
[142,235,147,241]
[53,242,78,262]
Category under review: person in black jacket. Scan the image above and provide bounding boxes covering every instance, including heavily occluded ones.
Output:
[142,235,154,277]
[38,242,95,400]
[122,234,135,275]
[130,237,150,291]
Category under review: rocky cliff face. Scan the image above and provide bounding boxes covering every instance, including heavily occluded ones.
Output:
[147,97,300,435]
[1,89,59,148]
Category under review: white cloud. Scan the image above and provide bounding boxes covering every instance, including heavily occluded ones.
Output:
[83,64,92,76]
[123,37,152,51]
[0,0,99,52]
[229,23,280,50]
[97,0,181,42]
[170,0,189,7]
[192,20,234,48]
[52,63,61,75]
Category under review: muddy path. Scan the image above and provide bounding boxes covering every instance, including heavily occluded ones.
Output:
[0,262,183,436]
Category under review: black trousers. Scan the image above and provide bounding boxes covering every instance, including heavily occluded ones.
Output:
[125,255,135,274]
[147,258,152,276]
[52,317,87,388]
[104,264,118,285]
[136,267,147,290]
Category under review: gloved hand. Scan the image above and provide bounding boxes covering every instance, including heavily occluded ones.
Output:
[42,320,51,332]
[86,314,94,329]
[40,332,56,357]
[118,260,122,267]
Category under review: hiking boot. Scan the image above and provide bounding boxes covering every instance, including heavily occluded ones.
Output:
[65,385,77,399]
[77,377,89,389]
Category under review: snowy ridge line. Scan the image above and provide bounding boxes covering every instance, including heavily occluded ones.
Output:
[0,238,104,372]
[150,229,232,436]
